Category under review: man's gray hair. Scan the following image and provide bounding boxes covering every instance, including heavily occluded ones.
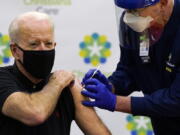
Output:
[8,11,54,43]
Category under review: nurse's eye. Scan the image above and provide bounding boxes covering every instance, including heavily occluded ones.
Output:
[127,9,137,13]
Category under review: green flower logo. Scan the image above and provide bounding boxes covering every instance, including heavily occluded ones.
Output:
[0,33,12,65]
[79,33,111,66]
[126,115,154,135]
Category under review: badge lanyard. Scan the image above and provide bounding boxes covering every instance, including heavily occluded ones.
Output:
[139,31,151,63]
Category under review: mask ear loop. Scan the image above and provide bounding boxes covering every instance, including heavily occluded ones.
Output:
[14,43,25,52]
[13,43,25,66]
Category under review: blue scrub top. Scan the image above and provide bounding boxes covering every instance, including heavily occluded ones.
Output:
[109,0,180,134]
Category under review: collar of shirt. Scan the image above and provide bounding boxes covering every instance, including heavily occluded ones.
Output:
[12,62,51,92]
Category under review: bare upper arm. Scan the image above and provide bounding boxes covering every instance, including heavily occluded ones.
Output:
[70,79,111,135]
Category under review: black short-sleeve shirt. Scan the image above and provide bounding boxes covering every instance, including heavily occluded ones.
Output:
[0,64,75,135]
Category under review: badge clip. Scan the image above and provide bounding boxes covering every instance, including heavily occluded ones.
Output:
[165,54,175,72]
[165,61,175,73]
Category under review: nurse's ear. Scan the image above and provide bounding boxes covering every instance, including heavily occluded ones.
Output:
[160,0,168,7]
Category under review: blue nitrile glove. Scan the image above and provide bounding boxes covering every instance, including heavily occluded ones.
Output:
[81,78,116,111]
[82,69,112,91]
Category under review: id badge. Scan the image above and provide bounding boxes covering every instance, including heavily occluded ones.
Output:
[139,34,149,57]
[139,31,150,63]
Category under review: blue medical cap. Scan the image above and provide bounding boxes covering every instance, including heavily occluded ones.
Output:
[115,0,160,9]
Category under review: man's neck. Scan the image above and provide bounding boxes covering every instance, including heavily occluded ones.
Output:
[16,60,42,84]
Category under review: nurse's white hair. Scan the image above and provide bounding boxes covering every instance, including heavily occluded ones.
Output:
[8,11,54,43]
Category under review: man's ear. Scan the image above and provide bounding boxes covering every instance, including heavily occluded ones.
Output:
[10,43,20,59]
[54,42,57,47]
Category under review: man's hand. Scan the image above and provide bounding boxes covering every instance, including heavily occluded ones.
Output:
[49,70,75,90]
[70,78,83,93]
[82,69,112,91]
[81,78,116,112]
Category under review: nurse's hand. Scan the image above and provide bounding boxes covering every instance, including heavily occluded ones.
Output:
[82,69,112,91]
[81,78,116,112]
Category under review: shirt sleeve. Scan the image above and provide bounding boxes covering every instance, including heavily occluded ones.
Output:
[108,46,140,96]
[108,13,140,96]
[131,67,180,117]
[58,87,75,120]
[0,68,20,111]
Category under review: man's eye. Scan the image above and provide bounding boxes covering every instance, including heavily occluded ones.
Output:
[46,42,53,46]
[30,43,38,46]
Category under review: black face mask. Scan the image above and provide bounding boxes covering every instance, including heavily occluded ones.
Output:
[16,45,55,79]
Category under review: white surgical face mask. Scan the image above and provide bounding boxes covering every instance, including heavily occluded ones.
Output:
[123,12,154,32]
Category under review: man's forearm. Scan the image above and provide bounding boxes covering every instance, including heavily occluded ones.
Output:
[29,81,64,120]
[2,82,64,126]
